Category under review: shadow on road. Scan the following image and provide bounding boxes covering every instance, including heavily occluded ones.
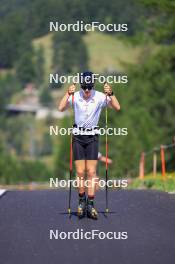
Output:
[59,211,117,219]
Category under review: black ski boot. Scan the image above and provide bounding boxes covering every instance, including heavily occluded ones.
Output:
[77,195,86,219]
[87,198,98,220]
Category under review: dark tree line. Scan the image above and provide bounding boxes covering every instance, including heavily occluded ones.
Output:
[0,0,143,69]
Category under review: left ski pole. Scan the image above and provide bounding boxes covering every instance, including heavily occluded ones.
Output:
[68,93,74,215]
[105,93,109,213]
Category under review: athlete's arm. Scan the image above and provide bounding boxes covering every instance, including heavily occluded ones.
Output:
[109,94,120,111]
[104,83,120,111]
[58,84,76,112]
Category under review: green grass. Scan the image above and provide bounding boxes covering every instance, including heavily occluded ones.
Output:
[83,31,142,72]
[129,173,175,192]
[33,33,53,83]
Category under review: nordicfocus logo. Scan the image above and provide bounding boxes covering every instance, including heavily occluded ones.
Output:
[50,21,128,32]
[49,178,128,189]
[50,229,128,240]
[49,126,128,136]
[49,73,128,85]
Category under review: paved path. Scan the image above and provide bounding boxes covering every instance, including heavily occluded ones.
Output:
[0,190,175,264]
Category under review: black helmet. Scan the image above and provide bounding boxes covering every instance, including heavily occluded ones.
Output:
[80,71,94,90]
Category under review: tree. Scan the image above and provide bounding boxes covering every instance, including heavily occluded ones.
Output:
[15,43,36,86]
[138,0,175,43]
[35,46,45,86]
[39,86,52,106]
[54,116,72,179]
[0,11,32,68]
[52,31,88,74]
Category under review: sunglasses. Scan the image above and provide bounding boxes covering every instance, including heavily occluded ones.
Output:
[81,83,94,90]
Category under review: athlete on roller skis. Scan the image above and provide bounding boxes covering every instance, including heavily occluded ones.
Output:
[58,72,120,219]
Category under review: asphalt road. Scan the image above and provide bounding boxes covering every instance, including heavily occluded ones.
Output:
[0,190,175,264]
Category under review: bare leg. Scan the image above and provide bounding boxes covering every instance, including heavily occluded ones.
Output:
[75,160,86,194]
[75,160,86,218]
[86,160,98,219]
[86,160,98,197]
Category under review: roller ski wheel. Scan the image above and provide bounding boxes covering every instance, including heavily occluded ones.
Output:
[87,204,98,220]
[77,198,86,219]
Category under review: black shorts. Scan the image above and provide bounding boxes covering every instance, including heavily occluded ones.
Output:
[73,135,99,160]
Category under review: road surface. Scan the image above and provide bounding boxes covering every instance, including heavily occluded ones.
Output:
[0,190,175,264]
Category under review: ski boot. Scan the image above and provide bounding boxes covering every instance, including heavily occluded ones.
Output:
[77,195,86,219]
[87,199,98,220]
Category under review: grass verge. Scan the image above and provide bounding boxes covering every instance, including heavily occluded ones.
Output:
[129,173,175,192]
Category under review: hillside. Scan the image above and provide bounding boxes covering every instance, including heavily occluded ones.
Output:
[84,32,141,72]
[33,34,54,83]
[33,31,144,76]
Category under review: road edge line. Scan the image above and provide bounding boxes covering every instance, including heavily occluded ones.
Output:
[0,189,6,197]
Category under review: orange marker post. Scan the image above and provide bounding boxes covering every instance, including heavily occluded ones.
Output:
[139,152,145,180]
[160,145,166,178]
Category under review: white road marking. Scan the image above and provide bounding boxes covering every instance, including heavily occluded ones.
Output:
[0,189,6,197]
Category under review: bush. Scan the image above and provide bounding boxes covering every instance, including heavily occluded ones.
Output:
[20,160,52,182]
[143,179,154,189]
